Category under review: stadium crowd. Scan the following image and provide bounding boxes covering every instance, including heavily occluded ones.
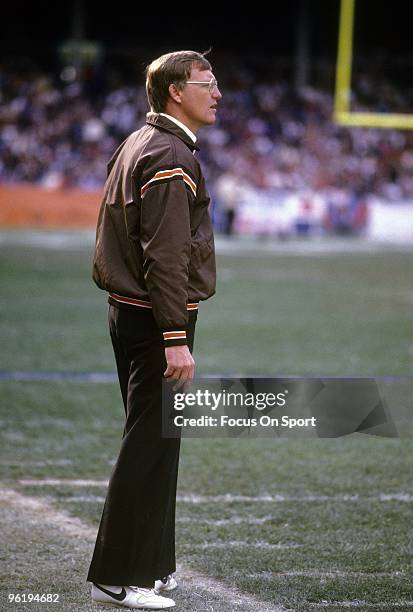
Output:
[1,60,413,234]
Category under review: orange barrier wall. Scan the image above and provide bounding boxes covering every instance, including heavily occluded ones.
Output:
[0,184,102,228]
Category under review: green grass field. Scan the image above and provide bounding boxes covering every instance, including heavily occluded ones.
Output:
[1,232,412,611]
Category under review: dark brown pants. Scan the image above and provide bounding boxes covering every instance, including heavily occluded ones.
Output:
[87,304,197,587]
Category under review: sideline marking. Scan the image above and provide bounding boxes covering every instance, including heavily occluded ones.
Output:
[17,481,413,503]
[2,370,412,382]
[0,370,117,382]
[1,230,413,254]
[1,486,287,612]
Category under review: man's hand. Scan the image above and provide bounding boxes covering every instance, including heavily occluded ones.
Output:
[164,345,195,389]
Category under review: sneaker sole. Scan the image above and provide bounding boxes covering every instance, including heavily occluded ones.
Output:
[92,598,175,610]
[92,600,125,608]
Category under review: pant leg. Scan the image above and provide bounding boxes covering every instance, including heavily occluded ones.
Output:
[108,307,130,416]
[87,304,197,587]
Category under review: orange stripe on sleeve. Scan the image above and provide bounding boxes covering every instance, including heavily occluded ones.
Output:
[141,168,197,197]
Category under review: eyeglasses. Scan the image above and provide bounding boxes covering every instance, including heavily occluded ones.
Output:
[184,77,219,94]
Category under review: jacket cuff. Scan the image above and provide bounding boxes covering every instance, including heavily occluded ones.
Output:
[162,330,188,347]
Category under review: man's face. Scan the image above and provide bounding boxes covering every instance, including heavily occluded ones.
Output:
[177,66,222,133]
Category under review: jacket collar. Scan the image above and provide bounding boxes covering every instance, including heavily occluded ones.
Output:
[146,112,200,152]
[159,113,197,143]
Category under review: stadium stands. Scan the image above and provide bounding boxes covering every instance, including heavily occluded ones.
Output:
[1,62,412,235]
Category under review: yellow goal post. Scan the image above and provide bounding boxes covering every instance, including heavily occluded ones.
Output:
[334,0,413,129]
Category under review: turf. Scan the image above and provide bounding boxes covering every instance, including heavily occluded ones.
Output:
[1,234,413,611]
[1,237,412,375]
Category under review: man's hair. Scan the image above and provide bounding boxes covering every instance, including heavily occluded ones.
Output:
[145,50,211,113]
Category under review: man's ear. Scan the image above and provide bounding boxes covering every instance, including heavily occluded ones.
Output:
[168,83,182,105]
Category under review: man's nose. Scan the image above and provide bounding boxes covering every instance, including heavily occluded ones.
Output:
[212,87,222,100]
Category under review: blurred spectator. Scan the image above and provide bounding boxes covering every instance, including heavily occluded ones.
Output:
[323,189,368,235]
[214,169,248,235]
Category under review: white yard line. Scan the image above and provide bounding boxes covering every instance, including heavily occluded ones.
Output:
[59,495,106,503]
[248,570,407,579]
[19,478,108,486]
[182,541,301,550]
[1,486,288,612]
[18,481,413,503]
[177,515,276,525]
[308,602,413,609]
[177,493,413,503]
[182,493,351,503]
[1,487,94,540]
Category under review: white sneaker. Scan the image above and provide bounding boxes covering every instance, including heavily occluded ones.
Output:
[154,575,178,594]
[91,583,175,609]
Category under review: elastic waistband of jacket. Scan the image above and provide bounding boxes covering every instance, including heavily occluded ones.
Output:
[108,292,199,311]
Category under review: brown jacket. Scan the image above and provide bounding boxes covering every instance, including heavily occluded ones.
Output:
[92,112,216,346]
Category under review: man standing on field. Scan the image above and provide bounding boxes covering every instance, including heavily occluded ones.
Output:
[87,50,221,609]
